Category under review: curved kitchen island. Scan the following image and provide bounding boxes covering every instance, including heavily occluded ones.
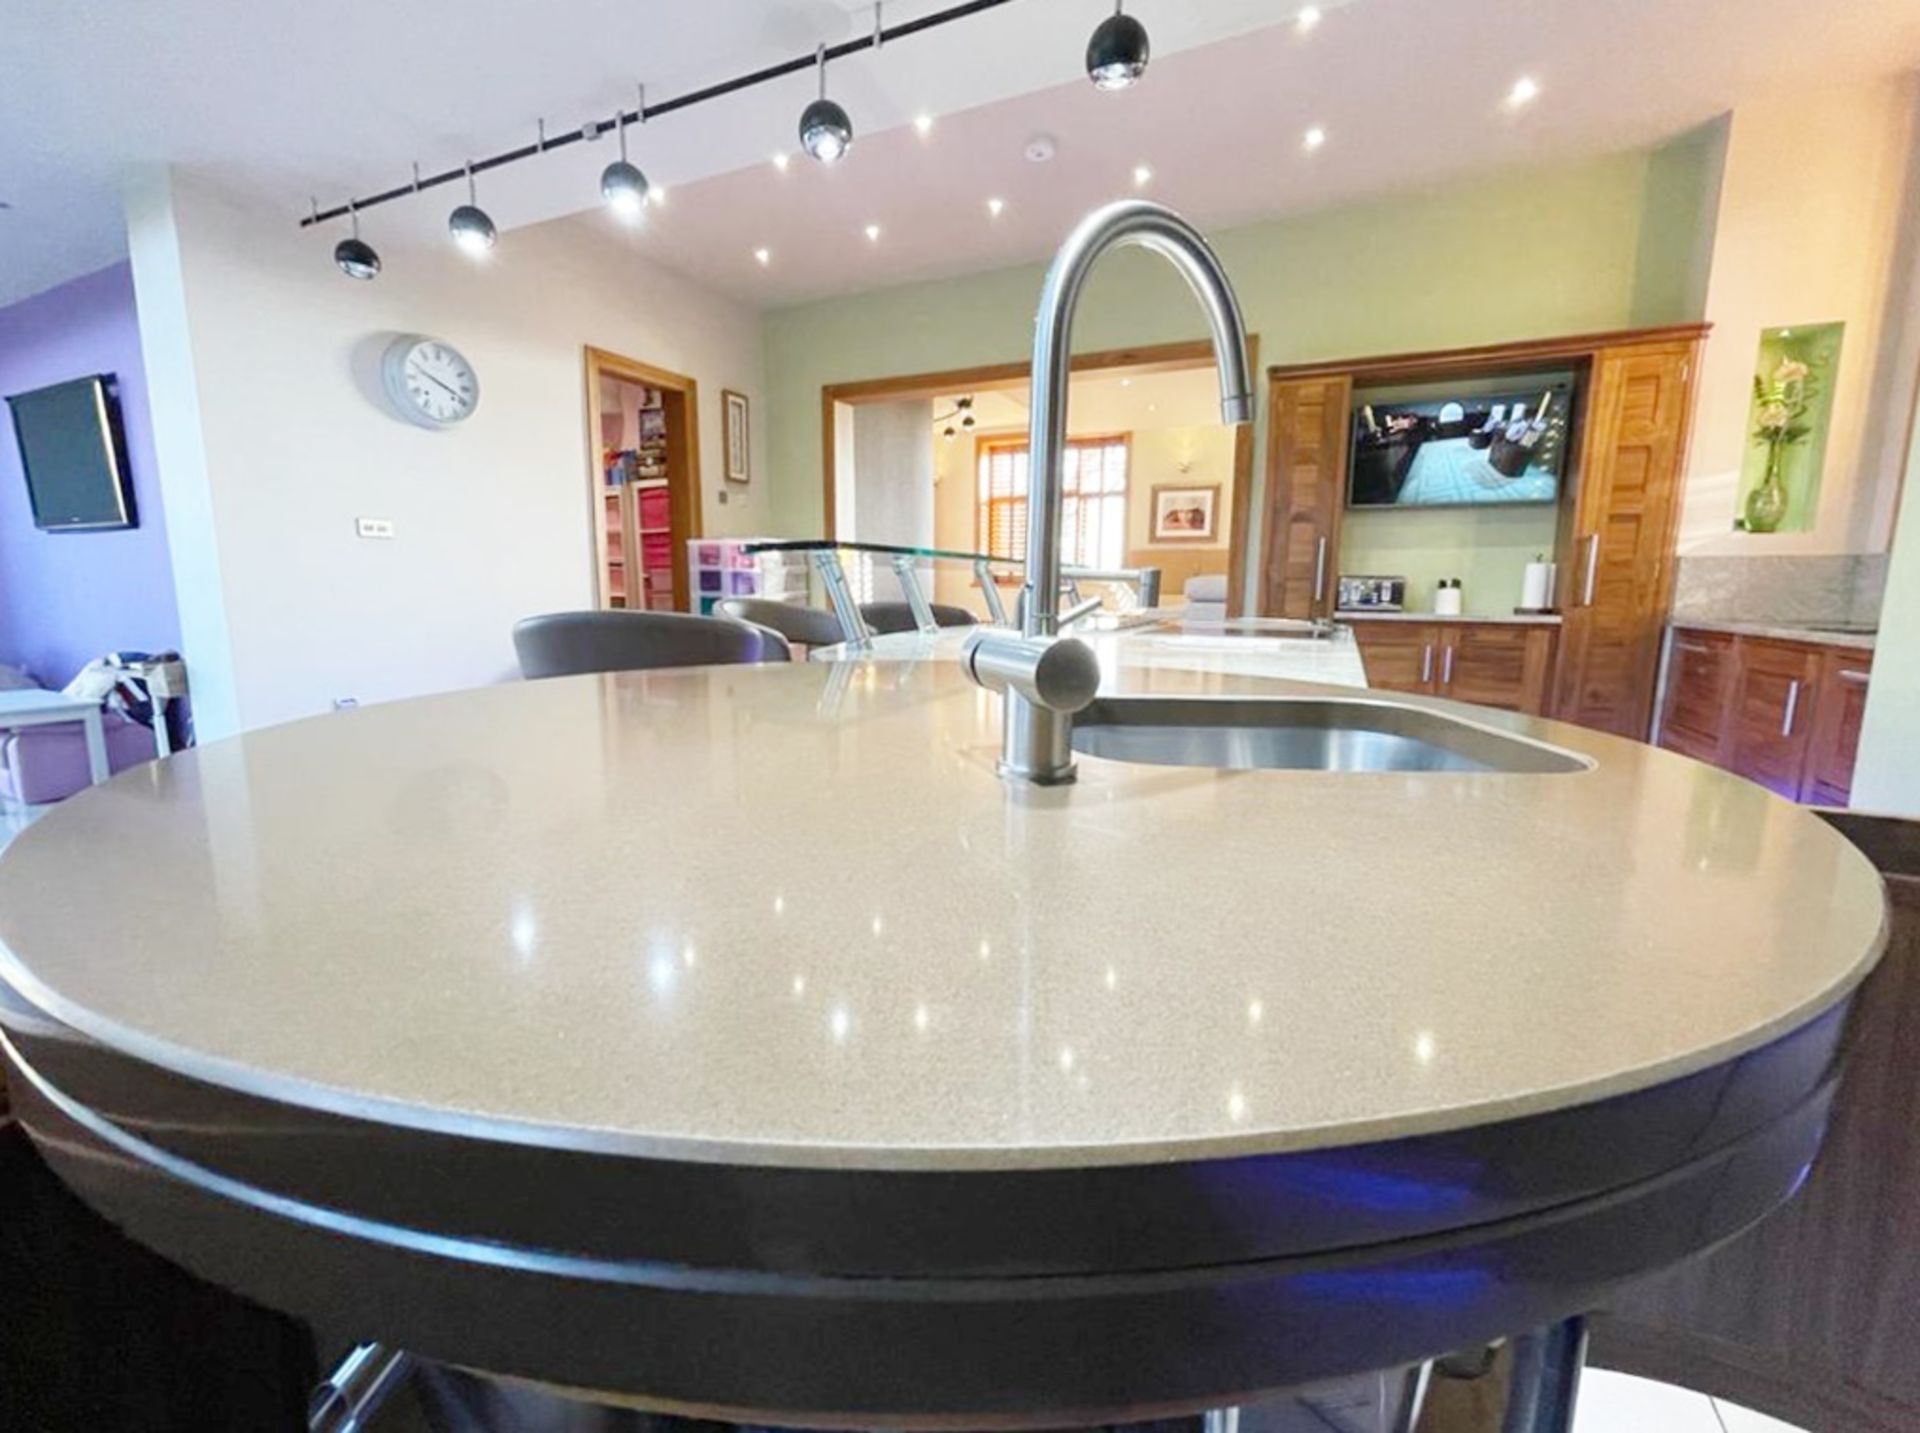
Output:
[0,658,1887,1429]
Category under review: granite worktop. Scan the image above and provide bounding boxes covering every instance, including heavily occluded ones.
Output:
[0,660,1886,1173]
[1671,617,1877,651]
[1335,610,1564,625]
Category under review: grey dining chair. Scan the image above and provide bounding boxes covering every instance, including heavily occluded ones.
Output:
[857,602,980,635]
[512,611,789,680]
[715,598,847,651]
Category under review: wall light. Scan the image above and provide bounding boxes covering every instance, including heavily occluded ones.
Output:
[1132,164,1153,188]
[1506,75,1541,109]
[1303,126,1327,151]
[1295,6,1322,33]
[987,196,1005,217]
[754,247,771,266]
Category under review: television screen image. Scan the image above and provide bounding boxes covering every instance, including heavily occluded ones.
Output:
[6,374,137,531]
[1349,382,1573,509]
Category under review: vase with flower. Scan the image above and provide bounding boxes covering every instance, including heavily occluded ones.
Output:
[1742,356,1816,533]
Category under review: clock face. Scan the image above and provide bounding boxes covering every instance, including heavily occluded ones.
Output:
[383,336,478,427]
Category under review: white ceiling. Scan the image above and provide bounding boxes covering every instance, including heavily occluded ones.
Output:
[621,0,1920,307]
[0,0,1307,306]
[6,0,1920,312]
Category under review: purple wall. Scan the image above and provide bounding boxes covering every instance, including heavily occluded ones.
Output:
[0,263,179,686]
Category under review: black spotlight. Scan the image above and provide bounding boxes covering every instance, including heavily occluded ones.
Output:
[1087,2,1150,90]
[333,207,381,280]
[799,44,853,163]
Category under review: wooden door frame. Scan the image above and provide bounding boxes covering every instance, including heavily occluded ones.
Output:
[819,335,1260,609]
[583,346,704,612]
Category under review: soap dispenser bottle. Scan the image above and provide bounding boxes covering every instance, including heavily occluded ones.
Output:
[1435,578,1463,617]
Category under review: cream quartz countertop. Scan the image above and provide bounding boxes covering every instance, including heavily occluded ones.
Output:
[0,660,1887,1173]
[834,617,1374,688]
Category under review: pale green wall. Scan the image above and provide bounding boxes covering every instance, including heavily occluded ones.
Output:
[1853,393,1920,816]
[763,141,1723,603]
[1338,506,1560,615]
[1629,118,1726,326]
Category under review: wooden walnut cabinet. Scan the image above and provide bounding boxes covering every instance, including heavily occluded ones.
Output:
[1348,619,1558,715]
[1657,627,1874,804]
[1261,325,1707,736]
[1550,340,1700,738]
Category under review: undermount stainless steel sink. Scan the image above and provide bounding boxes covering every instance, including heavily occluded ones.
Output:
[1069,697,1590,775]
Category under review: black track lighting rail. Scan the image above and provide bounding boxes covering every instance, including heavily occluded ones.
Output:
[298,0,1022,229]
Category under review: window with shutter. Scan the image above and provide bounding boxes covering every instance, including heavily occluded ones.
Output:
[977,435,1129,569]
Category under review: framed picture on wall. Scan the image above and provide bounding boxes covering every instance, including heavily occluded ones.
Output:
[1151,484,1219,542]
[722,389,750,485]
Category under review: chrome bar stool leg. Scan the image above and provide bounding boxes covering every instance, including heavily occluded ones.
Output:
[891,553,939,634]
[975,558,1009,625]
[309,1341,413,1432]
[1200,1406,1240,1433]
[1500,1317,1587,1433]
[811,550,872,650]
[1387,1360,1433,1433]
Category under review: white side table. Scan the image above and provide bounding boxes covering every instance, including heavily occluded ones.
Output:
[0,690,111,785]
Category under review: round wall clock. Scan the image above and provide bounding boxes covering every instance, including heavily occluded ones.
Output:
[380,334,479,428]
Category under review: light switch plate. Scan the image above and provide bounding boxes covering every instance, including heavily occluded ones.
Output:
[355,517,396,540]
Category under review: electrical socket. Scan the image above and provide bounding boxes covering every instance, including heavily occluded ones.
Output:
[355,517,395,539]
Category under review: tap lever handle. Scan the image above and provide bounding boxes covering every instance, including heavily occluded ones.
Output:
[963,630,1101,714]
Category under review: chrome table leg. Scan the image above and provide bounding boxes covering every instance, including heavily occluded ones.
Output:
[975,558,1009,624]
[309,1341,413,1432]
[891,553,939,634]
[1501,1317,1587,1433]
[811,550,873,650]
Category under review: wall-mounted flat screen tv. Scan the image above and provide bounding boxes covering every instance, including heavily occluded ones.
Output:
[1349,376,1575,509]
[6,374,137,531]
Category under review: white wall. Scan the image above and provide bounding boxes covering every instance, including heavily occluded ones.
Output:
[845,399,935,601]
[1678,76,1920,556]
[1854,395,1920,816]
[127,170,768,735]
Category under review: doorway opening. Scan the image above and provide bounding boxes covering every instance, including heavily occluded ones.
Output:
[821,337,1258,616]
[585,346,702,611]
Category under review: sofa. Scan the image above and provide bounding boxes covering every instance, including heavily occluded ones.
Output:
[0,703,157,804]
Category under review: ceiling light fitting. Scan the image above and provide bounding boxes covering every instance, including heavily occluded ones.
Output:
[333,203,381,280]
[601,85,651,219]
[799,43,853,164]
[296,0,1018,263]
[1087,1,1149,90]
[448,163,497,255]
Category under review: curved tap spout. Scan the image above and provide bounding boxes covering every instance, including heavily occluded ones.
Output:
[969,200,1252,785]
[1024,201,1253,641]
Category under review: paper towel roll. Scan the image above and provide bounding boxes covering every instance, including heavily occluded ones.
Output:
[1520,561,1553,610]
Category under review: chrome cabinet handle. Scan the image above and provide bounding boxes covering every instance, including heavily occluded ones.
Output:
[1673,640,1714,655]
[1312,535,1328,614]
[1581,533,1600,607]
[1781,679,1802,737]
[1441,644,1455,685]
[1420,643,1433,684]
[1839,669,1870,685]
